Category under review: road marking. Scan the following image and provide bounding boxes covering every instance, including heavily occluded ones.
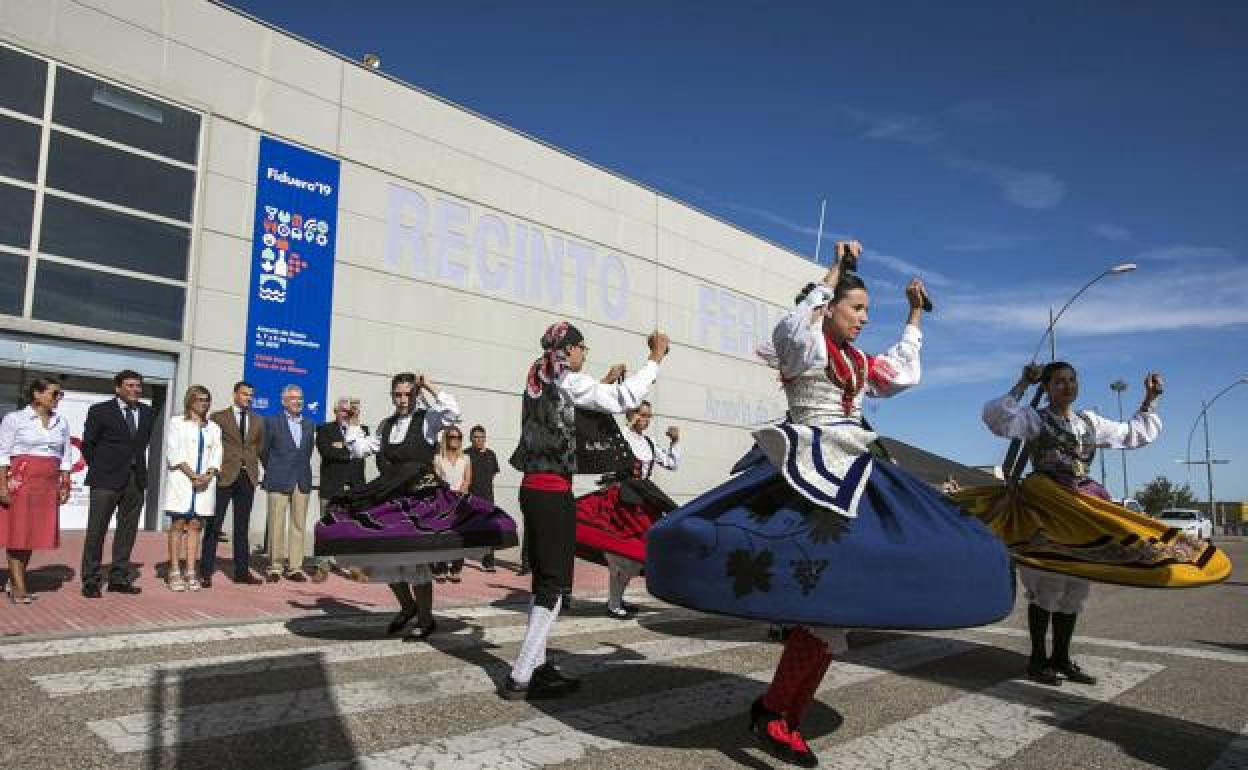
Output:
[302,634,983,769]
[812,655,1163,768]
[0,602,568,661]
[1208,721,1248,770]
[34,607,712,696]
[964,626,1248,664]
[88,624,765,753]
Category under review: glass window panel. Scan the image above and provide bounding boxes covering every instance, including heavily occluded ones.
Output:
[53,69,200,164]
[40,196,190,280]
[46,131,195,222]
[0,183,35,249]
[33,260,184,340]
[0,115,41,182]
[0,46,47,117]
[0,251,27,316]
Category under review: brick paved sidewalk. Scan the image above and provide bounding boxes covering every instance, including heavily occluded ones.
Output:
[0,531,614,638]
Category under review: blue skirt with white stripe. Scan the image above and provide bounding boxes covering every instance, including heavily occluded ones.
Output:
[644,448,1015,629]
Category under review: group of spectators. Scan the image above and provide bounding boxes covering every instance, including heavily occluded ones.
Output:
[0,369,502,603]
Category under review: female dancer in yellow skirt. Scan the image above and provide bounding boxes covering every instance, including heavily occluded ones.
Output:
[956,361,1230,687]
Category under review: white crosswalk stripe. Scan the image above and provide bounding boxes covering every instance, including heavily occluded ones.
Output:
[88,624,765,752]
[811,655,1163,768]
[0,602,536,661]
[303,634,984,769]
[964,626,1248,665]
[31,607,709,697]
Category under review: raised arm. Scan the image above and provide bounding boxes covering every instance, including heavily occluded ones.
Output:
[558,333,668,414]
[1086,372,1164,449]
[417,380,462,445]
[982,364,1046,440]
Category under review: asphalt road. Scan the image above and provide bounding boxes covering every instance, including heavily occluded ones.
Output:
[1,541,1244,770]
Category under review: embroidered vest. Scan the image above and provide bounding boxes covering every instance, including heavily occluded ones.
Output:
[1029,409,1097,482]
[509,383,633,476]
[784,371,864,426]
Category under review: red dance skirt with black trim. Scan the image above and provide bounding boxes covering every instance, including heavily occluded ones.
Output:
[575,479,675,564]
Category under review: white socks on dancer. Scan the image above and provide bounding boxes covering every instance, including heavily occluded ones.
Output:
[510,594,562,684]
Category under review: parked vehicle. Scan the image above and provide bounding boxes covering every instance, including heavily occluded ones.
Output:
[1117,498,1144,515]
[1156,509,1214,541]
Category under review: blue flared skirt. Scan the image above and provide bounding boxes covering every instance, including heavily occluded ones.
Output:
[645,453,1015,629]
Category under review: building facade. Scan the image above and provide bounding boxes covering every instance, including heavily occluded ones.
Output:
[0,0,819,534]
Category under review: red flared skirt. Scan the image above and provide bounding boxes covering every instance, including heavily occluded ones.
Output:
[1,455,61,550]
[575,483,665,564]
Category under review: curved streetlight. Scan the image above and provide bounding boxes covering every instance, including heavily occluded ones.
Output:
[1028,263,1138,363]
[1184,376,1248,528]
[1003,263,1140,482]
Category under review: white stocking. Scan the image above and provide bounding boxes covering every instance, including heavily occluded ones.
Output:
[511,594,563,684]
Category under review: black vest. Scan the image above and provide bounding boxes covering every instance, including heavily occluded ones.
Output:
[376,410,435,474]
[510,384,633,476]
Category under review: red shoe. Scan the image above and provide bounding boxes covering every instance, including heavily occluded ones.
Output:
[749,698,818,766]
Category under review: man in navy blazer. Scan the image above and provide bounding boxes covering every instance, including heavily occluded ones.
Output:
[261,383,316,582]
[80,369,156,597]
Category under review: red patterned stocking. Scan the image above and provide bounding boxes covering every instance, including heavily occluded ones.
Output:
[761,626,835,728]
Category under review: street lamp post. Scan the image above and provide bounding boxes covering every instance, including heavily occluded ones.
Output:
[1183,377,1248,528]
[1002,263,1139,481]
[1110,380,1129,499]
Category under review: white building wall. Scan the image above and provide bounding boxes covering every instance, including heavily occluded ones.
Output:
[1,0,825,520]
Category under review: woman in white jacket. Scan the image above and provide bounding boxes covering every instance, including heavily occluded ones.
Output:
[162,385,223,592]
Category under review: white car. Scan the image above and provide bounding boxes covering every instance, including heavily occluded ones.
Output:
[1117,498,1144,515]
[1156,509,1214,540]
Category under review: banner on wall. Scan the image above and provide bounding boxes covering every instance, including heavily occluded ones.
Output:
[243,136,341,421]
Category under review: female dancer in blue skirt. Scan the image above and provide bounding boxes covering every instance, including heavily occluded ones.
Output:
[646,242,1014,767]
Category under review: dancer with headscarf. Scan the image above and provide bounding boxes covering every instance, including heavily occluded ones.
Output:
[646,242,1014,767]
[956,362,1230,686]
[500,322,670,700]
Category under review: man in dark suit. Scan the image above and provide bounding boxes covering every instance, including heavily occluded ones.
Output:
[261,383,316,582]
[80,369,156,597]
[313,397,369,581]
[200,381,265,586]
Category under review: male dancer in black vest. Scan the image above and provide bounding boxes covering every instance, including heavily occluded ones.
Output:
[501,322,669,700]
[343,371,460,640]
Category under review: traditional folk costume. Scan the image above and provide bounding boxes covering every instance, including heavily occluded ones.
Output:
[575,427,681,617]
[955,392,1230,683]
[314,391,517,637]
[502,322,654,700]
[646,284,1014,765]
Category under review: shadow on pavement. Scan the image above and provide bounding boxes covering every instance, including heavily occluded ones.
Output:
[142,652,356,769]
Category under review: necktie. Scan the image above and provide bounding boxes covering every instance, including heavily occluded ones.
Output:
[125,405,138,436]
[239,410,248,441]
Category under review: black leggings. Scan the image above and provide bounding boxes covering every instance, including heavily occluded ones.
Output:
[519,487,576,609]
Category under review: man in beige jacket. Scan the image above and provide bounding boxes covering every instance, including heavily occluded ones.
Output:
[200,381,265,585]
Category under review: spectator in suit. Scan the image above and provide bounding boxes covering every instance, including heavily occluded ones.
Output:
[313,396,369,581]
[80,369,155,598]
[466,424,501,572]
[202,381,265,586]
[261,384,316,581]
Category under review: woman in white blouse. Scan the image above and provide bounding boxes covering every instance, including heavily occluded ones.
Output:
[432,426,472,582]
[0,378,73,604]
[161,385,223,592]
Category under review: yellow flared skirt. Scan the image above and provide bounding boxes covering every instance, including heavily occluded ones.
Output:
[953,474,1231,588]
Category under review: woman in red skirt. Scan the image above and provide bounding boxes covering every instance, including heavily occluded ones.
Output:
[0,378,73,604]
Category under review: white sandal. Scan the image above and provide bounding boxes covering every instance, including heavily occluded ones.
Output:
[186,575,201,592]
[168,570,186,592]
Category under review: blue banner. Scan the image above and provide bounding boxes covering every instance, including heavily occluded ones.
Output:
[243,136,340,421]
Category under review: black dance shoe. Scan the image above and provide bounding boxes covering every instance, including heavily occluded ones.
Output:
[511,662,580,699]
[107,582,142,595]
[402,619,438,642]
[749,698,818,767]
[387,607,417,635]
[605,605,630,620]
[1026,660,1062,686]
[1050,659,1097,685]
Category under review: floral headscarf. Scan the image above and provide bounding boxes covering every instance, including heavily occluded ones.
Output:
[524,321,584,399]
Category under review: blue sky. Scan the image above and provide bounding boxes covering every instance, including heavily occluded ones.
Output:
[229,1,1248,501]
